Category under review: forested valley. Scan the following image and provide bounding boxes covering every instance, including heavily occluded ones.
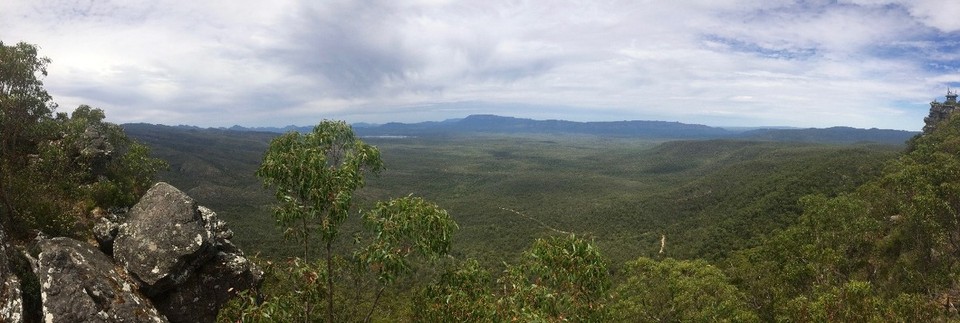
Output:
[126,116,960,321]
[6,40,960,322]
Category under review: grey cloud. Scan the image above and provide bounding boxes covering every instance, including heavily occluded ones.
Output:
[265,1,568,99]
[475,59,556,82]
[267,1,415,97]
[3,0,959,129]
[37,0,156,26]
[702,35,819,60]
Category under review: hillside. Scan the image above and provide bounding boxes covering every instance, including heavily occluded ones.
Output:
[123,116,960,321]
[120,123,285,254]
[124,124,900,264]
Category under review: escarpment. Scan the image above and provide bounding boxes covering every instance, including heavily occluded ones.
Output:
[923,89,960,134]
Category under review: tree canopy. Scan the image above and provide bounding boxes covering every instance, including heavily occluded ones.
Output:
[0,41,165,238]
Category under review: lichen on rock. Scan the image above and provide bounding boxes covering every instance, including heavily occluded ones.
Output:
[113,182,215,295]
[110,182,263,322]
[37,237,167,323]
[0,223,22,323]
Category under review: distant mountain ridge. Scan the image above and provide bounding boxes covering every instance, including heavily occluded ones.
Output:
[739,126,918,144]
[222,114,732,139]
[212,114,918,144]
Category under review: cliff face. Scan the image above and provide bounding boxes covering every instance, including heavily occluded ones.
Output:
[0,182,262,323]
[923,91,959,133]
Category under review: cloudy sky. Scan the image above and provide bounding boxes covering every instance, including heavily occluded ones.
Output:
[2,0,959,130]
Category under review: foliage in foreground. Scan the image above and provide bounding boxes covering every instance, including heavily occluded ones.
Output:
[415,234,610,322]
[221,232,613,322]
[255,120,384,322]
[0,41,165,239]
[611,257,757,322]
[218,257,328,323]
[0,40,165,322]
[415,245,758,322]
[726,113,960,321]
[219,198,459,322]
[226,121,457,322]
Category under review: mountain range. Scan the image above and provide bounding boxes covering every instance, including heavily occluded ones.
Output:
[216,114,918,145]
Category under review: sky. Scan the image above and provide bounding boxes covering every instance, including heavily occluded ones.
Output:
[2,0,959,130]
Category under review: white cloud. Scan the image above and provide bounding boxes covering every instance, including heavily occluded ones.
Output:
[0,0,957,130]
[843,0,960,32]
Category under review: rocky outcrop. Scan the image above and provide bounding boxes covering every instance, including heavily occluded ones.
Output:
[923,90,959,133]
[37,237,166,323]
[81,125,115,178]
[113,182,216,295]
[112,182,263,322]
[5,181,266,323]
[150,205,263,323]
[153,250,262,322]
[92,209,125,256]
[0,224,22,323]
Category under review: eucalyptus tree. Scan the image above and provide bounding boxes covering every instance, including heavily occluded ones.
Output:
[256,120,383,321]
[0,41,55,230]
[612,257,757,322]
[222,195,460,323]
[355,196,458,322]
[415,234,611,322]
[0,42,164,237]
[503,234,611,321]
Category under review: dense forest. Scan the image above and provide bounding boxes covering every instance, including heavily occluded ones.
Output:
[129,108,960,321]
[135,120,949,322]
[6,40,960,322]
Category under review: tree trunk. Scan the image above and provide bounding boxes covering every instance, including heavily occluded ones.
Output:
[0,161,15,231]
[303,216,310,261]
[326,239,334,323]
[364,286,386,323]
[302,216,311,323]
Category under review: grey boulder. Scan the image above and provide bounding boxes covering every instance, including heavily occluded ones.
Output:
[112,183,263,322]
[37,237,166,323]
[113,182,214,295]
[152,206,263,323]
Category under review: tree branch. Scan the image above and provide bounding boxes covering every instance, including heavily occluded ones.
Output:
[364,286,386,323]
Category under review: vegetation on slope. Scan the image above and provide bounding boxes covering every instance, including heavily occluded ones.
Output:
[126,127,898,268]
[1,41,165,321]
[13,39,960,321]
[362,136,897,265]
[724,114,960,320]
[0,42,165,239]
[207,128,909,321]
